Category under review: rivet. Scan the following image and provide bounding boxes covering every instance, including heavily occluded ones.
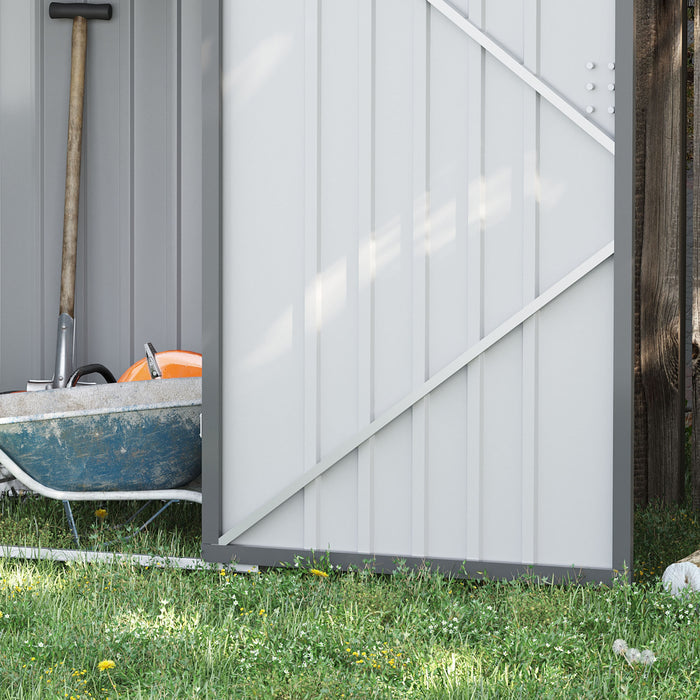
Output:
[586,82,595,91]
[586,61,595,70]
[608,83,615,91]
[608,62,615,70]
[608,106,615,114]
[586,105,595,114]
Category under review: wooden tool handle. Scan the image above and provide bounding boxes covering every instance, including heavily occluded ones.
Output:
[59,15,86,318]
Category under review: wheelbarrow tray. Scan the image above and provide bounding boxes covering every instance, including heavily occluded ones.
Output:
[0,378,201,492]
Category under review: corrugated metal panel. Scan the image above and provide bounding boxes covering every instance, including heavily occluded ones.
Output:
[0,1,43,388]
[0,0,202,393]
[206,0,632,578]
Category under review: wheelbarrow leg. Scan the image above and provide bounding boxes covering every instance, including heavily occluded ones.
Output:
[136,499,180,531]
[98,500,181,547]
[118,499,181,538]
[62,500,79,545]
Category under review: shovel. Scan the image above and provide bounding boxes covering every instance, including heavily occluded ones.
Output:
[28,2,113,391]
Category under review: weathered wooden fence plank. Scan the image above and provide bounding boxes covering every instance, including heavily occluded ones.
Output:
[636,0,687,506]
[693,0,700,509]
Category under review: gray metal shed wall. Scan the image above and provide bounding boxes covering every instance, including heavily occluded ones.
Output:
[0,0,202,392]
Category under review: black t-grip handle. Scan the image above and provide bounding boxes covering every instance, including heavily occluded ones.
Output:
[49,3,112,21]
[67,363,117,387]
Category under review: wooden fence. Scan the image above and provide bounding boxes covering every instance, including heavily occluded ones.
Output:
[635,0,700,508]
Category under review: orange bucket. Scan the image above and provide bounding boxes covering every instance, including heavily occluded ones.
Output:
[118,350,202,382]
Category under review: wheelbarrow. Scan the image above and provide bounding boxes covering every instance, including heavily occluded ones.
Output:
[0,4,203,545]
[0,375,203,544]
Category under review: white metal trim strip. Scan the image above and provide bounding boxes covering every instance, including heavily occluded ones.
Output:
[303,0,321,550]
[410,0,429,557]
[356,0,375,554]
[219,241,615,545]
[465,6,484,559]
[425,0,615,155]
[0,545,256,572]
[520,0,539,565]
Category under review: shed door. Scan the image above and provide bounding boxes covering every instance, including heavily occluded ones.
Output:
[203,0,633,580]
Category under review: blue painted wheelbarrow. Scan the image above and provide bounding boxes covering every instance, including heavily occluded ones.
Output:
[0,378,201,492]
[0,378,202,544]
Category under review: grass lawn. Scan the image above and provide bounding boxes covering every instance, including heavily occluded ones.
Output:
[0,494,698,699]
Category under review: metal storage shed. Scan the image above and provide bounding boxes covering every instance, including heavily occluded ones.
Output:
[201,0,633,583]
[0,0,633,582]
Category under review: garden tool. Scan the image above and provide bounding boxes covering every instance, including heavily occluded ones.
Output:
[28,3,113,390]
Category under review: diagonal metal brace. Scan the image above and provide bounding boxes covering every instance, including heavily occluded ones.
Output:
[218,242,615,546]
[425,0,615,155]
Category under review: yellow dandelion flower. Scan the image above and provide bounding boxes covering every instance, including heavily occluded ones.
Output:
[98,660,116,672]
[94,509,107,520]
[309,568,329,578]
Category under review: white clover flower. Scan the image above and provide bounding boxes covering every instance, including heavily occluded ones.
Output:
[624,647,642,664]
[640,649,656,665]
[661,562,700,597]
[612,639,628,655]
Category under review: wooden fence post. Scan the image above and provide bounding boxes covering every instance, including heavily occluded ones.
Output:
[635,0,687,506]
[693,0,700,510]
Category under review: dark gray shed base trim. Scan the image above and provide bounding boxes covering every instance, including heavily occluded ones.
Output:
[202,544,623,586]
